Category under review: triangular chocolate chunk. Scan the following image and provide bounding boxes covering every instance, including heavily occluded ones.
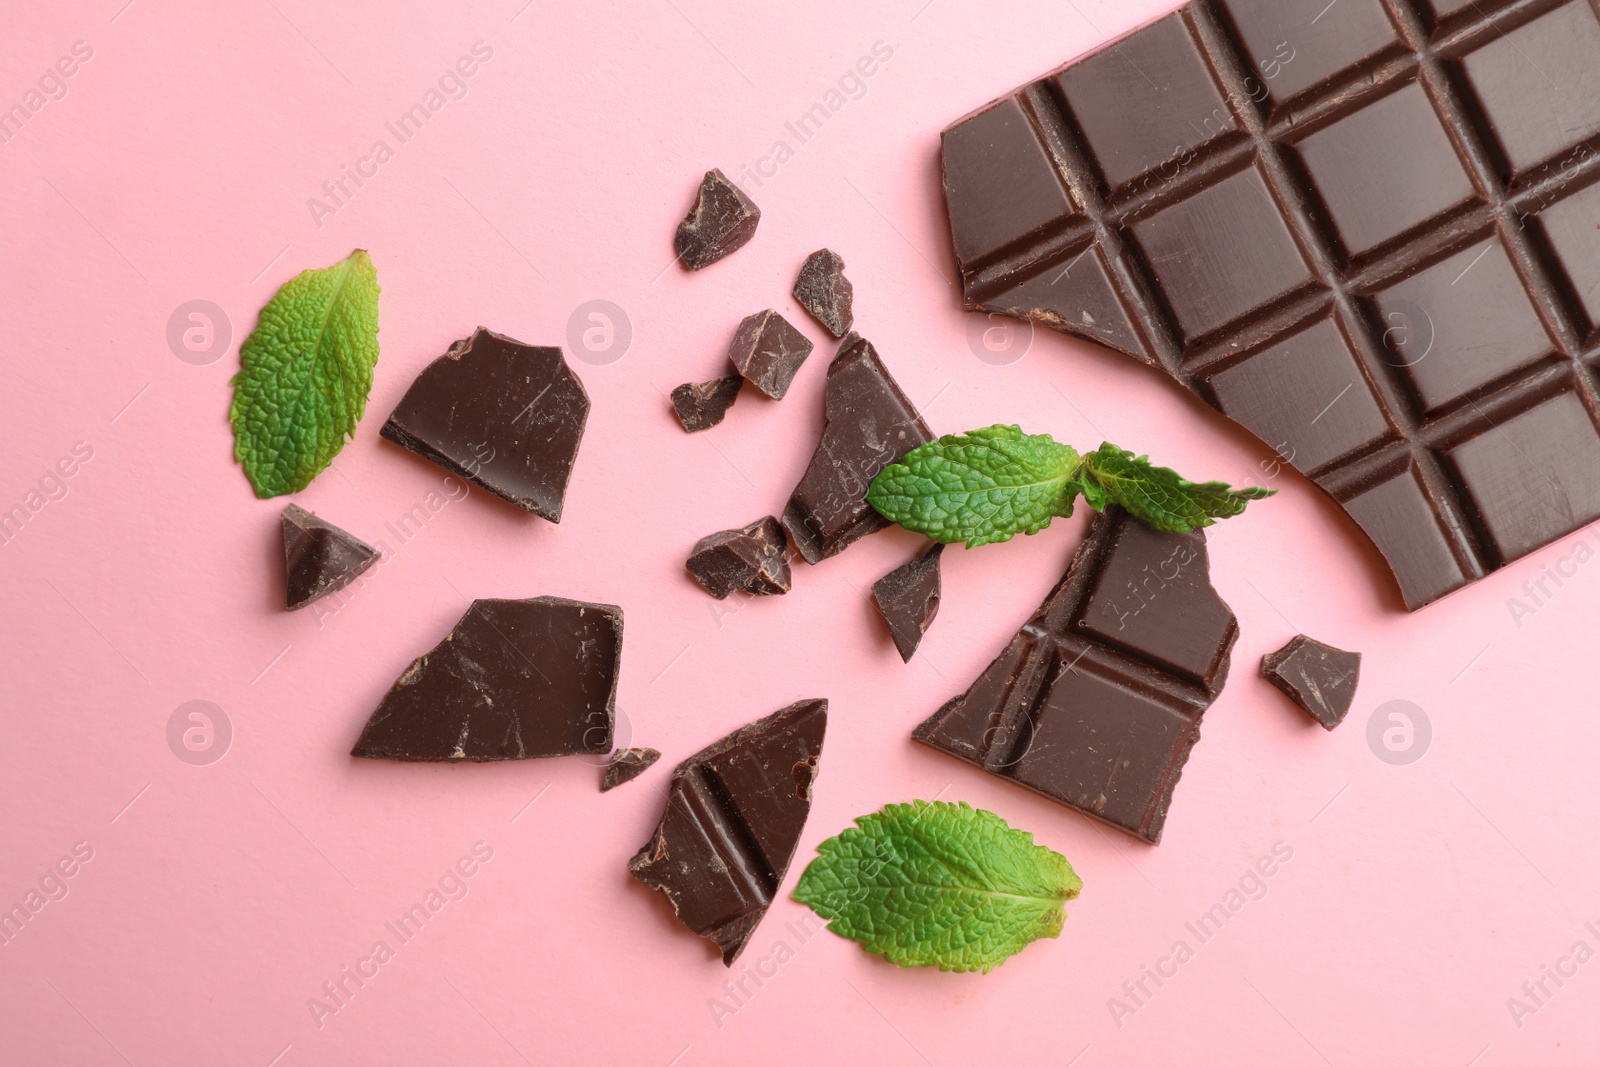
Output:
[781,334,934,563]
[281,503,379,611]
[914,507,1236,844]
[871,543,944,661]
[675,169,761,270]
[1261,635,1361,730]
[381,328,589,522]
[351,596,621,761]
[629,699,827,964]
[601,747,662,792]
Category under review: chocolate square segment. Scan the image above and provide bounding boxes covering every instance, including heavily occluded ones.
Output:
[1010,663,1198,839]
[979,246,1149,361]
[1458,3,1600,180]
[1448,392,1600,561]
[1536,182,1600,334]
[1206,318,1390,474]
[1055,12,1236,191]
[1217,0,1398,104]
[1373,238,1552,412]
[914,507,1237,844]
[1130,165,1313,341]
[1341,466,1468,608]
[941,97,1074,268]
[1294,83,1475,258]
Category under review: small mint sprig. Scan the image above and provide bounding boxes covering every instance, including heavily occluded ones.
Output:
[866,424,1272,546]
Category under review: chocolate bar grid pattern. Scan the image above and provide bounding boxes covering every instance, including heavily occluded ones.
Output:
[914,510,1237,843]
[953,0,1600,608]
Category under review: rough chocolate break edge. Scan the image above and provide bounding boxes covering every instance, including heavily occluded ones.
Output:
[914,507,1236,843]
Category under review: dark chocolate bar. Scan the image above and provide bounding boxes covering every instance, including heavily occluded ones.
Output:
[671,375,743,432]
[939,0,1600,608]
[685,516,792,599]
[914,507,1236,843]
[629,699,827,964]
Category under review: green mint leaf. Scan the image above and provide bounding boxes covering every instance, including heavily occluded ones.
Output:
[1079,442,1273,532]
[792,800,1082,973]
[865,425,1081,547]
[229,249,381,497]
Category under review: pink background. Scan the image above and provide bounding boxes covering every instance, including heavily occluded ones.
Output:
[3,0,1598,1063]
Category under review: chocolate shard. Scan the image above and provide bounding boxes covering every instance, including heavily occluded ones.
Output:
[671,375,743,432]
[1261,635,1361,730]
[675,168,760,270]
[381,329,588,522]
[629,699,827,964]
[938,1,1600,609]
[602,747,662,791]
[351,596,621,762]
[871,543,944,662]
[281,503,379,611]
[781,333,935,564]
[914,507,1236,844]
[727,310,815,400]
[792,249,854,338]
[686,516,791,599]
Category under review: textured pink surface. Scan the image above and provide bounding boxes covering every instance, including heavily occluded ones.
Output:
[4,1,1600,1063]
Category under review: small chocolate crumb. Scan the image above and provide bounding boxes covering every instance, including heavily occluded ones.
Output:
[686,516,791,599]
[675,169,760,270]
[602,747,662,791]
[728,310,815,400]
[1261,635,1361,730]
[793,249,854,338]
[670,374,743,432]
[871,543,944,661]
[281,504,380,611]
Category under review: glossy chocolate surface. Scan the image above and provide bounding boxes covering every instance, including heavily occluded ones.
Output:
[381,328,588,522]
[281,503,378,611]
[351,596,620,762]
[914,508,1236,843]
[940,0,1600,608]
[629,699,827,964]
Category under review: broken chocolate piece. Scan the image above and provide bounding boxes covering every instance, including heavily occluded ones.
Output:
[281,503,379,611]
[792,249,854,338]
[602,747,662,791]
[938,2,1600,609]
[671,375,743,432]
[381,328,589,522]
[351,596,621,761]
[914,507,1236,844]
[727,310,815,400]
[871,543,944,662]
[781,333,935,564]
[1261,635,1361,730]
[675,168,760,270]
[629,699,827,964]
[686,516,791,599]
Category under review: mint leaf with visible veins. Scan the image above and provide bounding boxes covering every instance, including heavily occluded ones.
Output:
[793,800,1081,973]
[230,249,381,497]
[865,424,1081,547]
[1080,442,1274,532]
